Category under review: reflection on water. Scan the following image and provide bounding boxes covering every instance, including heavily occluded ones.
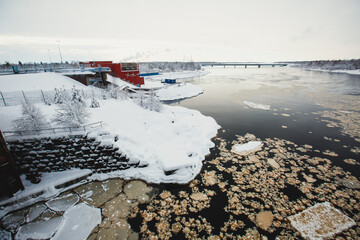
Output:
[133,66,360,239]
[176,66,360,174]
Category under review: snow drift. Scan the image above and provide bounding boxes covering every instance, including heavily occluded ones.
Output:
[156,83,203,101]
[0,72,88,92]
[88,99,220,184]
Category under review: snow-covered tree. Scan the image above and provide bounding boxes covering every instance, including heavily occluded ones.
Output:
[70,86,84,103]
[106,84,128,100]
[54,88,66,104]
[12,101,49,132]
[146,90,162,112]
[90,98,100,108]
[101,88,108,100]
[134,90,162,112]
[53,88,89,127]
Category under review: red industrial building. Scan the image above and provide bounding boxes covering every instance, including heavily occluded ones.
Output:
[81,61,144,86]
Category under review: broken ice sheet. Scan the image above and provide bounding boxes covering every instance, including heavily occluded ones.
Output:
[45,193,79,212]
[231,141,263,156]
[26,203,47,222]
[15,217,63,240]
[51,203,101,240]
[74,179,123,208]
[243,101,270,111]
[0,229,11,240]
[288,202,356,240]
[0,209,25,232]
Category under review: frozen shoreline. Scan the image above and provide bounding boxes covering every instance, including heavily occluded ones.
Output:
[289,64,360,76]
[0,71,219,185]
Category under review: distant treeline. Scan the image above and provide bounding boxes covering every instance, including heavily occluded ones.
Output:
[0,61,77,73]
[139,62,201,73]
[291,59,360,70]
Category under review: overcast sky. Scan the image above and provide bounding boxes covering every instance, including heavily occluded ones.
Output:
[0,0,359,63]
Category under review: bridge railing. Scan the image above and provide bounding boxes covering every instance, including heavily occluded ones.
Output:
[2,121,103,137]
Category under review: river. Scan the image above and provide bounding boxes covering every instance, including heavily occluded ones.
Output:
[129,66,360,239]
[177,66,360,177]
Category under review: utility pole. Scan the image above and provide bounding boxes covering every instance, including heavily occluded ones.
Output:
[56,40,63,63]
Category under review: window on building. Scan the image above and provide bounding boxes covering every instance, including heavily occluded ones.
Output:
[121,63,138,71]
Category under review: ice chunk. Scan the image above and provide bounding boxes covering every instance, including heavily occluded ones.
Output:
[0,229,12,240]
[124,180,152,203]
[288,202,356,240]
[243,101,270,111]
[46,193,79,212]
[74,179,123,208]
[15,217,62,240]
[26,204,47,222]
[267,159,280,169]
[1,210,25,232]
[51,203,101,240]
[231,141,263,156]
[256,211,273,231]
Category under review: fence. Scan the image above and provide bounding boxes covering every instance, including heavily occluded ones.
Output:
[0,87,104,107]
[2,121,103,137]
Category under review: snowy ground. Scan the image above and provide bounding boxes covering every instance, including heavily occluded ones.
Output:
[156,83,203,101]
[0,72,88,92]
[0,70,219,185]
[88,98,220,183]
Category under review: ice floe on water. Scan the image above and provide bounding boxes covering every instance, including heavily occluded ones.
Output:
[0,169,91,219]
[231,141,263,156]
[52,203,101,240]
[45,193,79,212]
[15,217,62,240]
[0,229,11,240]
[155,83,203,101]
[25,204,47,223]
[288,202,356,240]
[243,100,270,111]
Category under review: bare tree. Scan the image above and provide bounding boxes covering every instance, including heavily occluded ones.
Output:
[12,101,49,132]
[134,90,162,112]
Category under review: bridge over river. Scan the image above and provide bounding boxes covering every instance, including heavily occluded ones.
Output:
[201,62,287,68]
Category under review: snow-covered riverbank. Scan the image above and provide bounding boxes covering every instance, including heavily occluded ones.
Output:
[289,60,360,75]
[291,66,360,76]
[0,71,219,185]
[144,70,208,82]
[87,98,220,184]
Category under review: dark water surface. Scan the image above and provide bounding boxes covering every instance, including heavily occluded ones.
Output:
[174,66,360,176]
[130,67,360,239]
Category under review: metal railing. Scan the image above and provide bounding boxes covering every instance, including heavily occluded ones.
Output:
[2,121,103,137]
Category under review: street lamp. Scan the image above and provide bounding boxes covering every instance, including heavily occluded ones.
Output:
[56,40,63,63]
